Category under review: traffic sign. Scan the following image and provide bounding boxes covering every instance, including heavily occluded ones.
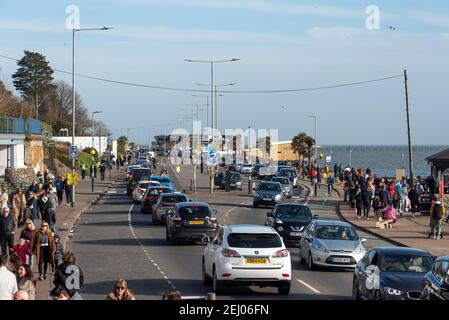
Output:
[69,146,78,160]
[325,155,332,163]
[66,173,79,186]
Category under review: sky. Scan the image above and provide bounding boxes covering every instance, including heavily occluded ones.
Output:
[0,0,448,145]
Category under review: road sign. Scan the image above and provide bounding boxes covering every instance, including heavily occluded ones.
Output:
[325,155,332,163]
[69,146,78,160]
[66,173,79,186]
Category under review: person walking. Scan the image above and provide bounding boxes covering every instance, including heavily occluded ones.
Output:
[40,196,56,231]
[0,207,15,256]
[55,176,65,205]
[408,186,419,218]
[398,183,408,217]
[327,175,340,197]
[47,188,58,212]
[81,161,87,180]
[379,184,390,209]
[16,264,35,300]
[12,189,26,228]
[54,234,64,269]
[33,222,55,280]
[361,185,373,219]
[0,255,17,300]
[429,195,446,240]
[106,279,136,300]
[99,160,106,181]
[20,219,36,267]
[26,191,39,221]
[53,251,84,297]
[0,188,9,210]
[10,238,31,265]
[64,176,72,206]
[354,187,363,219]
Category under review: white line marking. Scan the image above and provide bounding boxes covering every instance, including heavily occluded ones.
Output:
[296,278,321,294]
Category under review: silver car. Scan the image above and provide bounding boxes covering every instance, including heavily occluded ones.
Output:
[299,220,366,270]
[271,176,293,198]
[152,192,189,224]
[240,164,253,174]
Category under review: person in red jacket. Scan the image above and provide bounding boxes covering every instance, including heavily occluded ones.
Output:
[10,238,31,265]
[388,181,395,203]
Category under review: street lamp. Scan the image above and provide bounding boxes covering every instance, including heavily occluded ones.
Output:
[71,26,112,206]
[91,111,103,192]
[191,94,209,128]
[184,58,240,144]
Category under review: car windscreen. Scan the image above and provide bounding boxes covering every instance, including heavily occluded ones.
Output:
[162,195,187,203]
[139,182,151,188]
[257,183,281,192]
[152,177,171,184]
[132,169,151,179]
[379,254,434,273]
[276,205,312,219]
[230,173,240,180]
[179,206,210,218]
[315,225,359,241]
[149,188,170,195]
[227,233,282,248]
[280,169,296,176]
[272,178,290,185]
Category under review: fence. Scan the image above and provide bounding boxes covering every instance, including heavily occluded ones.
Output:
[0,117,43,135]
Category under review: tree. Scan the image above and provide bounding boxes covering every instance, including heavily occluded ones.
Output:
[291,132,315,164]
[12,50,55,120]
[117,136,128,156]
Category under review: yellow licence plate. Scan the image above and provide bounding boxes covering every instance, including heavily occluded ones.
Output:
[245,258,268,264]
[189,221,204,225]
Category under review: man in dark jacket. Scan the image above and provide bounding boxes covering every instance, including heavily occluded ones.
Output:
[53,252,84,297]
[430,195,445,239]
[0,207,15,255]
[379,184,390,209]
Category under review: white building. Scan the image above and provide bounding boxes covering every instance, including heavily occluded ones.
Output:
[53,136,108,156]
[0,133,27,175]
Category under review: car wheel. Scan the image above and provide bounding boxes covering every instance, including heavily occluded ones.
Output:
[299,250,306,264]
[307,252,315,270]
[212,267,225,295]
[169,232,177,246]
[253,203,258,208]
[165,228,170,242]
[278,284,290,295]
[202,259,212,285]
[352,277,361,300]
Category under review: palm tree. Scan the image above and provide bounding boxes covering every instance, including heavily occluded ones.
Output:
[304,135,316,165]
[291,132,315,164]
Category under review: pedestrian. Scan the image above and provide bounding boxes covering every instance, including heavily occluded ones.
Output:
[33,222,55,281]
[53,251,84,297]
[10,238,31,265]
[162,291,182,300]
[380,203,397,228]
[55,176,65,205]
[81,161,87,180]
[398,184,408,217]
[12,189,26,228]
[317,169,322,189]
[99,160,106,181]
[354,187,363,219]
[429,195,446,240]
[51,285,83,300]
[28,180,38,193]
[379,184,390,209]
[361,185,373,219]
[0,207,15,256]
[26,191,39,221]
[54,234,64,269]
[392,193,400,212]
[20,219,36,267]
[327,175,340,197]
[0,255,18,300]
[39,196,56,230]
[14,290,30,300]
[0,188,9,210]
[106,279,136,300]
[408,186,419,217]
[47,188,58,212]
[64,176,72,206]
[36,171,44,184]
[16,264,35,300]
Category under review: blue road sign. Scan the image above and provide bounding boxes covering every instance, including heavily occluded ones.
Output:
[69,145,79,160]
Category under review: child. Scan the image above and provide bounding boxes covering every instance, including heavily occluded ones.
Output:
[54,234,64,270]
[11,238,31,265]
[380,204,397,228]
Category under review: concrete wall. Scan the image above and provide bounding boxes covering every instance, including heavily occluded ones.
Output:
[25,136,44,174]
[0,146,7,176]
[53,136,108,155]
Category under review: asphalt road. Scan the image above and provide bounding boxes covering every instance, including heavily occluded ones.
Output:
[68,172,392,300]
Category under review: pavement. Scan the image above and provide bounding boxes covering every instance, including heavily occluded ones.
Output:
[12,168,122,300]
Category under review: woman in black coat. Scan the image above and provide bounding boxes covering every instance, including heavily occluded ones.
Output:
[354,187,363,219]
[361,186,373,219]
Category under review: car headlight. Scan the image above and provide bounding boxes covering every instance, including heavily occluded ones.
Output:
[314,242,329,253]
[255,193,262,198]
[275,219,283,224]
[277,226,284,232]
[353,245,366,255]
[236,181,241,186]
[274,194,282,201]
[384,287,403,296]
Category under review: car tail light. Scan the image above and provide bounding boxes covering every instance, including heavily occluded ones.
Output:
[145,195,154,200]
[222,273,232,277]
[282,273,290,278]
[222,249,241,258]
[158,203,169,208]
[138,188,145,193]
[173,217,182,223]
[206,216,217,222]
[272,249,289,258]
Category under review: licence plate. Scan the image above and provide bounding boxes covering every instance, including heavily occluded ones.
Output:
[245,258,268,264]
[289,232,302,237]
[189,221,204,225]
[333,257,351,263]
[263,198,272,201]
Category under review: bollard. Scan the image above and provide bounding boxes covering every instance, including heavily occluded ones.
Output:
[248,178,252,194]
[207,292,216,300]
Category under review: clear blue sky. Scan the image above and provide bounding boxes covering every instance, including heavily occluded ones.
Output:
[1,0,448,144]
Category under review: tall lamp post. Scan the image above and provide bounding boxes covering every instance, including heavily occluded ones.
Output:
[309,115,318,165]
[71,26,112,206]
[191,94,209,128]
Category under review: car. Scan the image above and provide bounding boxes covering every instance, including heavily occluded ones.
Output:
[132,180,161,204]
[152,192,189,225]
[421,256,449,300]
[135,160,150,168]
[220,171,242,190]
[127,168,152,195]
[240,164,253,174]
[166,202,219,245]
[201,224,291,295]
[266,204,318,244]
[150,175,175,192]
[353,247,435,300]
[278,168,298,187]
[214,172,224,186]
[271,176,293,198]
[251,165,265,177]
[253,181,284,208]
[140,186,173,213]
[299,220,366,270]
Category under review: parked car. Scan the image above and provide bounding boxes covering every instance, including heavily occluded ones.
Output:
[150,175,175,192]
[127,168,152,195]
[241,164,253,174]
[299,220,366,270]
[132,180,161,204]
[220,171,242,190]
[271,176,293,198]
[266,204,318,244]
[166,202,218,245]
[421,256,449,300]
[152,192,189,225]
[202,224,291,295]
[140,186,172,213]
[253,181,284,208]
[352,247,435,300]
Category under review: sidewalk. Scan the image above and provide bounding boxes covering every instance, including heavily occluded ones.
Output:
[13,168,124,300]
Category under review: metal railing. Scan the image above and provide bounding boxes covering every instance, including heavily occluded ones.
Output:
[0,117,43,135]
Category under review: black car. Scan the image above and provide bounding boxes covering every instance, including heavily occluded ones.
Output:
[265,204,318,244]
[220,171,242,190]
[165,202,218,245]
[421,256,449,300]
[353,247,435,300]
[127,168,152,195]
[140,186,172,213]
[253,181,283,208]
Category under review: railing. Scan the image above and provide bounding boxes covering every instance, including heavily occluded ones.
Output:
[0,117,43,135]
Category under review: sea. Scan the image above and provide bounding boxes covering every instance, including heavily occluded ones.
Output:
[317,145,448,178]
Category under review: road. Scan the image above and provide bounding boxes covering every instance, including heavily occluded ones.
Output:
[68,170,392,300]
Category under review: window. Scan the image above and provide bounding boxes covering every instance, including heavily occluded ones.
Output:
[227,233,282,248]
[179,206,210,218]
[435,261,449,283]
[162,195,187,203]
[379,254,434,273]
[315,225,359,241]
[213,229,224,245]
[275,205,312,219]
[257,183,281,192]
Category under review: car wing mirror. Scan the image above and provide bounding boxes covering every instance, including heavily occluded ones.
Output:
[313,214,319,220]
[202,236,211,244]
[361,238,367,243]
[267,212,273,217]
[211,209,218,215]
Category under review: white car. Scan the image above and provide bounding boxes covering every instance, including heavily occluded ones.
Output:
[240,164,253,174]
[299,220,366,270]
[202,224,292,295]
[132,180,161,203]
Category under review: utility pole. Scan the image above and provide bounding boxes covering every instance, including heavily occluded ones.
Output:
[404,69,414,185]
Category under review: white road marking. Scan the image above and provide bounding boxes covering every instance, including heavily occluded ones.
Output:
[296,278,321,294]
[107,190,117,194]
